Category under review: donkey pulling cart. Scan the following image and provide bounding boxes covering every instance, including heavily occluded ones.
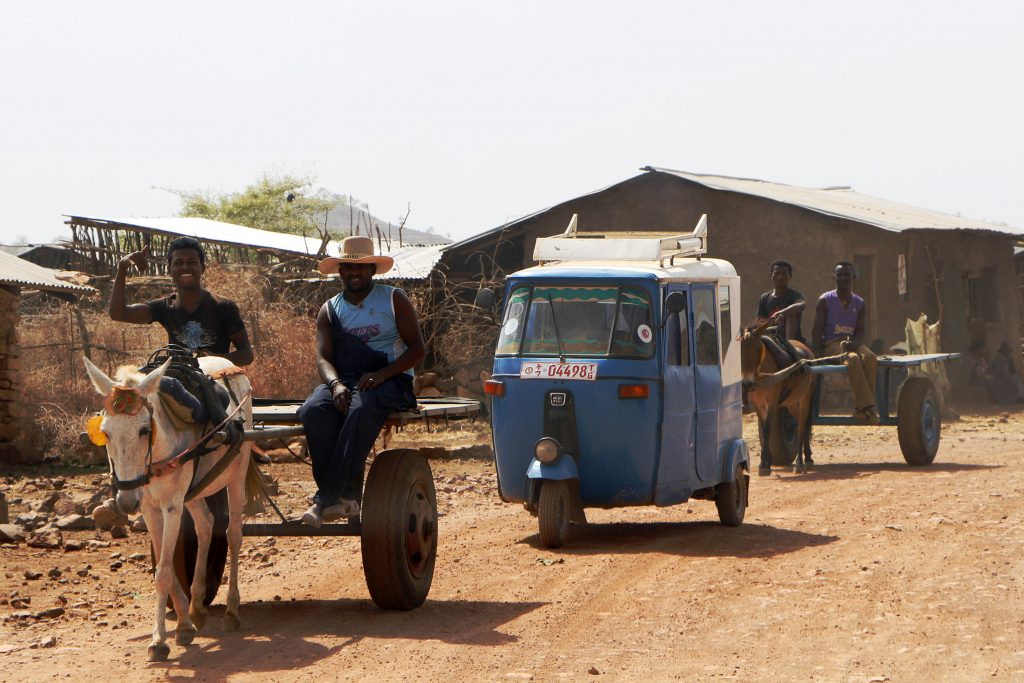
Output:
[178,396,481,611]
[760,352,961,468]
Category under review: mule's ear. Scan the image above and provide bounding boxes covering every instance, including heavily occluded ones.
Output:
[136,359,171,397]
[83,357,115,396]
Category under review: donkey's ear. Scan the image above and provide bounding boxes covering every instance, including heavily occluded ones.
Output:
[83,357,115,396]
[136,359,171,397]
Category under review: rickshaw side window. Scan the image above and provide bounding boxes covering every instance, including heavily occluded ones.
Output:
[719,285,731,360]
[666,311,680,365]
[665,297,690,366]
[496,286,530,355]
[693,288,719,365]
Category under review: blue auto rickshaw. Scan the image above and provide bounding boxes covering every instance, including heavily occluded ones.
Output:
[479,215,750,548]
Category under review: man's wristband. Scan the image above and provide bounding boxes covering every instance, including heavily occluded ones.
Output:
[328,379,343,391]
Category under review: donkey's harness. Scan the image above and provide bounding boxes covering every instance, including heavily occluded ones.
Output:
[107,346,249,500]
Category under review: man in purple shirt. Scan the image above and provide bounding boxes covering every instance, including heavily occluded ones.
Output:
[811,262,879,424]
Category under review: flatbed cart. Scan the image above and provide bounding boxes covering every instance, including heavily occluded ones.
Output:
[763,353,961,467]
[175,396,481,610]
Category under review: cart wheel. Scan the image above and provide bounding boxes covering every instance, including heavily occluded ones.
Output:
[768,408,799,466]
[538,479,571,549]
[897,377,941,466]
[715,462,748,527]
[361,449,437,610]
[172,489,228,606]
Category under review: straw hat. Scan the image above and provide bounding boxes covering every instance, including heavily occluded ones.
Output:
[317,236,394,275]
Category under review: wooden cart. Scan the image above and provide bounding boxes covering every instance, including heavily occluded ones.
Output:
[176,396,481,610]
[762,353,961,467]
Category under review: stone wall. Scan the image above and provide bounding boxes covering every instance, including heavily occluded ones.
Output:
[0,286,23,461]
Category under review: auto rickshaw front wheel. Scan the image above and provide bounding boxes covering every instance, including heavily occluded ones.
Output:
[715,463,748,527]
[538,479,571,549]
[360,449,438,610]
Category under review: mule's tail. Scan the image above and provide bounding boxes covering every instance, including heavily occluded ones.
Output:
[244,456,273,516]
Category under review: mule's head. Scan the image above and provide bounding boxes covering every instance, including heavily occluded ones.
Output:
[738,323,767,387]
[84,358,170,515]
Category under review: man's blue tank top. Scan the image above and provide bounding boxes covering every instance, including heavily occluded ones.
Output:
[328,284,413,377]
[822,290,864,344]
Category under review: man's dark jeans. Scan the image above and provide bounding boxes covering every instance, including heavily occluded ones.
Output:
[298,374,415,506]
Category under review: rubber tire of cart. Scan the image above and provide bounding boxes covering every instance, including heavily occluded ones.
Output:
[897,377,941,466]
[361,449,438,610]
[173,489,228,607]
[768,407,800,466]
[538,479,571,549]
[715,462,748,527]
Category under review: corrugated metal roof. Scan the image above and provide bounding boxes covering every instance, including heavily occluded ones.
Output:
[291,243,446,285]
[65,215,444,280]
[379,243,446,280]
[0,249,95,294]
[67,215,333,257]
[646,167,1024,237]
[446,168,1024,254]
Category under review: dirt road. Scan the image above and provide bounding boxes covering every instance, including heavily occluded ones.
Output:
[3,407,1023,682]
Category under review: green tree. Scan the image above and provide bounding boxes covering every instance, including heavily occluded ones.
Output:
[177,173,340,237]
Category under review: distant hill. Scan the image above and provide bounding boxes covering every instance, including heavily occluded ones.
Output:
[323,197,450,247]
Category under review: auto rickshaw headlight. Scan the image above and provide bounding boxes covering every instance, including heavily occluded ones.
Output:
[534,437,561,464]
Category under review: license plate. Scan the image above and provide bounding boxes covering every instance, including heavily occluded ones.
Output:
[519,362,598,380]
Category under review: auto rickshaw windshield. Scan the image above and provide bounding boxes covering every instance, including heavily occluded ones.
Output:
[496,285,654,358]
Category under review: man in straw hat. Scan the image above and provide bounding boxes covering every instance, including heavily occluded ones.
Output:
[299,236,425,527]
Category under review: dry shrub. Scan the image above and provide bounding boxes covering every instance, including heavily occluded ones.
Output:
[17,263,498,458]
[202,265,319,398]
[18,301,167,459]
[415,274,500,373]
[18,265,321,458]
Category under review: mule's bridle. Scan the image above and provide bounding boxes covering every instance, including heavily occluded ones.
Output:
[108,398,157,492]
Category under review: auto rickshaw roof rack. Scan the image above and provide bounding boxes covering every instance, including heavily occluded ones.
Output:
[532,213,708,266]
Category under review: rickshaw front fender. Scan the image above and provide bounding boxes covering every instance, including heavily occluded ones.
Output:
[524,457,586,523]
[526,456,580,482]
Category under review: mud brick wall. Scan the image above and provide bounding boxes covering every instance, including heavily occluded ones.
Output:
[0,286,23,461]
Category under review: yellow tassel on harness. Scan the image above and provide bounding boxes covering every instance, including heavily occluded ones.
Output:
[85,413,107,446]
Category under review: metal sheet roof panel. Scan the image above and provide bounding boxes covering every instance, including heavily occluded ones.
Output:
[647,167,1024,237]
[0,249,95,294]
[67,215,332,257]
[65,215,444,280]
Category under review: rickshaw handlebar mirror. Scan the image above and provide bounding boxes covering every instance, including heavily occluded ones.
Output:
[473,288,496,309]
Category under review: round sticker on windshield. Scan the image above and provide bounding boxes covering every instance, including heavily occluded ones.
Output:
[503,318,520,336]
[637,324,653,344]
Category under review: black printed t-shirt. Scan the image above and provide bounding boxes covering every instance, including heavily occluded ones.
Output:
[756,288,805,342]
[146,291,245,354]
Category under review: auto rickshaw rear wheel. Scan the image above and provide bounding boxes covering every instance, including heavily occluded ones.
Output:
[715,463,748,527]
[538,479,571,549]
[360,449,437,610]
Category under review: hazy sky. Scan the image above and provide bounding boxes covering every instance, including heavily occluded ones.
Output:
[2,1,1021,245]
